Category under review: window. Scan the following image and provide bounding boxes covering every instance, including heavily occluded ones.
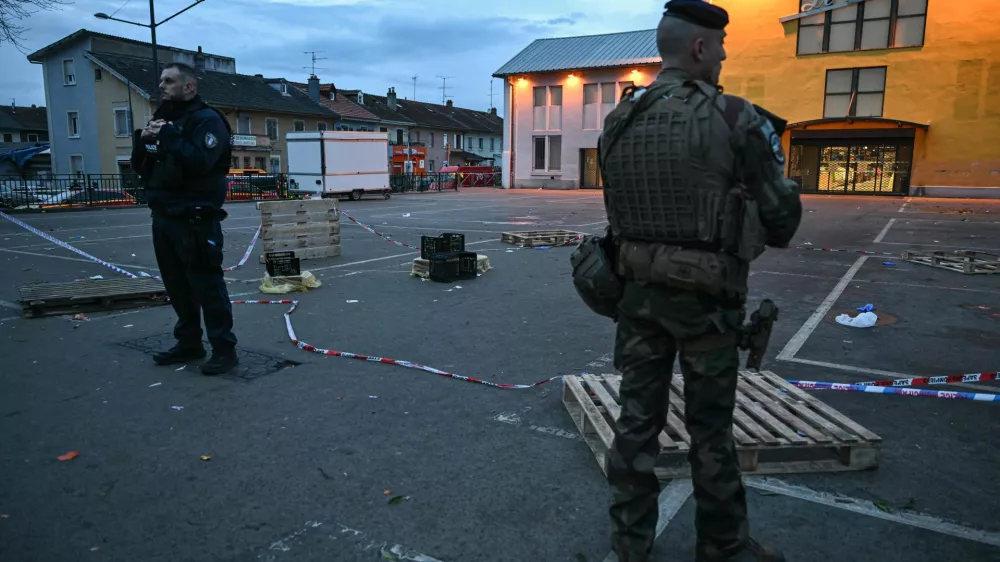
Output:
[67,111,80,138]
[396,128,404,144]
[379,127,388,133]
[62,59,76,85]
[69,154,84,175]
[533,85,562,130]
[293,120,305,132]
[270,156,281,174]
[266,118,278,141]
[27,133,39,142]
[531,135,562,172]
[280,83,288,95]
[478,137,483,149]
[824,67,887,118]
[429,159,435,172]
[583,80,632,129]
[237,114,251,134]
[2,133,11,143]
[254,157,266,170]
[357,92,364,104]
[490,137,495,151]
[317,122,327,131]
[113,108,132,137]
[454,134,463,149]
[428,132,434,148]
[231,157,239,169]
[797,0,927,55]
[94,68,103,81]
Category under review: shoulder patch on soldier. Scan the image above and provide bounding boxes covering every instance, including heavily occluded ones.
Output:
[759,118,784,165]
[204,132,218,149]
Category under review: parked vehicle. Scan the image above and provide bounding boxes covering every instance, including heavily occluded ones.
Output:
[285,131,391,201]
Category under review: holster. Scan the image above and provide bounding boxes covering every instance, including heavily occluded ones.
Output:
[616,239,749,302]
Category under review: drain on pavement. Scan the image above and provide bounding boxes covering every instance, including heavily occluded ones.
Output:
[118,333,302,381]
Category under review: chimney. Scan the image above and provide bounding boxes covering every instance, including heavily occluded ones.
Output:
[387,87,397,110]
[490,107,497,116]
[194,46,206,71]
[308,74,320,101]
[446,99,453,108]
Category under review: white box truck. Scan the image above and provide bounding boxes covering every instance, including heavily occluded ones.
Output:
[285,131,392,200]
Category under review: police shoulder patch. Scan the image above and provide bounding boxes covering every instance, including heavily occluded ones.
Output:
[204,132,218,149]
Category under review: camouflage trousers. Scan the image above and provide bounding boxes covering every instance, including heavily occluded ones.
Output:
[607,282,749,562]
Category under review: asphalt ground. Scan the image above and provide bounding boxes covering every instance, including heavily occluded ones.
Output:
[1,189,999,562]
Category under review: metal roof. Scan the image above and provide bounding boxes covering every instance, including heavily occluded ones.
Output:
[492,29,660,78]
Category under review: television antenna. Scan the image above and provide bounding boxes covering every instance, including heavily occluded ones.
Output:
[437,75,454,104]
[303,51,329,76]
[411,75,418,101]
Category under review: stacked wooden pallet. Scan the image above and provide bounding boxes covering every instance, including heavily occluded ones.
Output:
[563,370,882,478]
[902,249,998,275]
[257,199,341,263]
[18,277,168,318]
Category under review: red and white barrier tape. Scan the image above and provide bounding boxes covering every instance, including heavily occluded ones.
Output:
[224,226,260,272]
[792,245,901,257]
[788,380,1000,402]
[7,209,991,396]
[852,372,998,389]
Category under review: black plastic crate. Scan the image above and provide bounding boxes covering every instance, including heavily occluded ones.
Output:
[265,251,301,276]
[428,250,478,283]
[420,233,465,260]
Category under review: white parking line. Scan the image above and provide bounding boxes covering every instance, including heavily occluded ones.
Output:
[745,477,1000,547]
[873,218,896,243]
[776,255,869,361]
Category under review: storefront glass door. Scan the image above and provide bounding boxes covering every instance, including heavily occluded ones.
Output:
[789,138,912,196]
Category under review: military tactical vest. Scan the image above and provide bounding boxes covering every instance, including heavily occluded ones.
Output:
[599,79,739,251]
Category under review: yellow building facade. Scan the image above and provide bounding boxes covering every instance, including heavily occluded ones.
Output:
[715,0,1000,196]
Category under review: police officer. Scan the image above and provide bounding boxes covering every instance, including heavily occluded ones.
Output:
[570,1,803,561]
[131,62,239,375]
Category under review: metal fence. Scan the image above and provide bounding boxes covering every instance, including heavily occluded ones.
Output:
[389,169,502,193]
[0,169,503,211]
[0,173,292,211]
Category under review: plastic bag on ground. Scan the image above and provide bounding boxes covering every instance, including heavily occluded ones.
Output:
[836,311,878,328]
[260,271,322,294]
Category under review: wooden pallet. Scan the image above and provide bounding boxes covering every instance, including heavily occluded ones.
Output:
[500,229,585,248]
[410,254,492,278]
[562,370,882,478]
[258,199,341,263]
[902,249,999,274]
[17,277,169,318]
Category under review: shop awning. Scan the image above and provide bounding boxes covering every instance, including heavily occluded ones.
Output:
[787,117,930,130]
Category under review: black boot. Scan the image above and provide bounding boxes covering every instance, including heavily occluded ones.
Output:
[201,348,239,375]
[153,343,206,366]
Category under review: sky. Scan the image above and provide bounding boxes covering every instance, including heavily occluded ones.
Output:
[0,0,663,117]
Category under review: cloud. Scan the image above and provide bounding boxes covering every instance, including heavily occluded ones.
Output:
[0,0,663,116]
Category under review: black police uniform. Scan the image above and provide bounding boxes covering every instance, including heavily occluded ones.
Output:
[131,94,239,375]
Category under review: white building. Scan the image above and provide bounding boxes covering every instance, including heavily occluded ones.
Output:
[493,30,660,189]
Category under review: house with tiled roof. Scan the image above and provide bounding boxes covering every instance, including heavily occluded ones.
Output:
[27,29,338,176]
[0,105,49,146]
[347,87,503,172]
[289,77,381,132]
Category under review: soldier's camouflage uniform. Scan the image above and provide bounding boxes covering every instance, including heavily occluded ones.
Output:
[599,66,803,562]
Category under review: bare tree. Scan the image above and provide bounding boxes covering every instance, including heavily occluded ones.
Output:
[1,0,72,52]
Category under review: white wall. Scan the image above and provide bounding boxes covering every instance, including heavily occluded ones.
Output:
[506,64,660,189]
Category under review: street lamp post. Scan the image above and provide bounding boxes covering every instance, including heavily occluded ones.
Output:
[95,0,205,104]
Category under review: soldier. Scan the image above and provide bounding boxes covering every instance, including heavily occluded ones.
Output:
[131,62,240,375]
[570,1,803,561]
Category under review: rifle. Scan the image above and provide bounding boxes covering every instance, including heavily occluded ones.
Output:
[740,299,779,371]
